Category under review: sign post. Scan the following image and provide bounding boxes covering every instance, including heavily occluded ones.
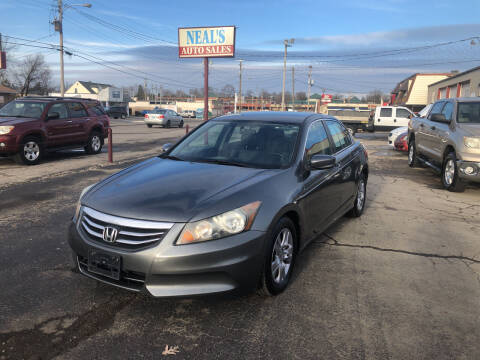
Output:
[178,26,236,121]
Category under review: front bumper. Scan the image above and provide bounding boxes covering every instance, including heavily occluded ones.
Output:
[0,134,18,155]
[68,220,266,297]
[457,160,480,183]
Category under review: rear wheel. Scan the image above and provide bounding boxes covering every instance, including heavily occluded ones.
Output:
[166,120,171,128]
[84,131,103,154]
[442,152,464,192]
[14,136,43,165]
[348,173,367,217]
[259,217,297,296]
[178,120,184,128]
[147,124,153,128]
[121,113,126,119]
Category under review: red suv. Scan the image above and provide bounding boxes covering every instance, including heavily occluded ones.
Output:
[0,97,110,165]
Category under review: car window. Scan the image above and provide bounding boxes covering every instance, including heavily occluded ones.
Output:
[441,102,454,121]
[325,120,352,153]
[429,102,445,119]
[305,121,332,158]
[48,103,68,119]
[457,102,480,123]
[380,108,392,117]
[67,102,88,118]
[396,108,411,118]
[87,103,106,116]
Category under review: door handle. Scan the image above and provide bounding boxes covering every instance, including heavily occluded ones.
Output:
[67,120,73,123]
[377,119,381,122]
[394,119,397,122]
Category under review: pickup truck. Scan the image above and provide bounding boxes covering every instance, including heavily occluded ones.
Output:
[408,98,480,191]
[0,97,109,165]
[327,109,370,133]
[368,106,415,132]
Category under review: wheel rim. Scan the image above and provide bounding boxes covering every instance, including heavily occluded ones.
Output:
[408,144,414,163]
[91,135,101,152]
[444,159,455,185]
[271,228,293,284]
[357,179,366,211]
[24,141,40,161]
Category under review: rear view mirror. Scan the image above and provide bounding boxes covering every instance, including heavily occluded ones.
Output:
[161,143,173,153]
[430,113,449,123]
[47,112,60,120]
[308,154,336,170]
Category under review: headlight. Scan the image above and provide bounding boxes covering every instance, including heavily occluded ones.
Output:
[74,184,96,221]
[464,137,480,149]
[177,201,262,245]
[0,126,14,135]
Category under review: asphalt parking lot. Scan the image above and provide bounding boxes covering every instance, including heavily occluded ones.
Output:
[1,122,479,359]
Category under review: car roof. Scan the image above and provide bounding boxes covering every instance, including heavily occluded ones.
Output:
[212,111,330,124]
[18,96,98,103]
[440,97,480,103]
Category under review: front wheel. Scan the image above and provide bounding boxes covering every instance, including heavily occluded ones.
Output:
[84,131,103,154]
[14,136,43,165]
[147,124,152,128]
[259,217,297,296]
[121,114,126,119]
[165,121,171,128]
[408,138,419,167]
[442,152,464,192]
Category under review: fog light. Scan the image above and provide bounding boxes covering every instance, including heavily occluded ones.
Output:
[464,166,475,175]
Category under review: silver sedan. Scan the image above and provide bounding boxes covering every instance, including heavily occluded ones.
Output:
[144,109,184,128]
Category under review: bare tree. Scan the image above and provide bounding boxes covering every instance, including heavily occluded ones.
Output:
[220,84,235,98]
[14,54,52,96]
[366,89,387,104]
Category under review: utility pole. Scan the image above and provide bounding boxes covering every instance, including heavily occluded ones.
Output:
[281,39,294,111]
[203,57,208,121]
[307,65,312,112]
[291,66,295,111]
[54,1,91,97]
[144,78,147,101]
[238,60,243,113]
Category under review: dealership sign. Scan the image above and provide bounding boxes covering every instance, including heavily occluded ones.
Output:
[178,26,235,58]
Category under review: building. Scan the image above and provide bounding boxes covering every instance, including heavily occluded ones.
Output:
[428,66,480,102]
[50,81,124,107]
[0,84,17,106]
[391,73,452,112]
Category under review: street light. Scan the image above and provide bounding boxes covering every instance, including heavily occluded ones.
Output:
[54,1,92,96]
[281,38,294,111]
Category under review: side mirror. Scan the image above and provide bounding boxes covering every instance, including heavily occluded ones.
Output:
[430,113,449,123]
[47,112,60,120]
[161,143,173,153]
[308,154,336,170]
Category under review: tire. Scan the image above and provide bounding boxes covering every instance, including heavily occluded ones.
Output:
[147,124,153,128]
[408,138,420,168]
[14,136,43,165]
[178,120,184,128]
[259,217,297,296]
[121,114,126,119]
[348,173,367,217]
[442,152,465,192]
[166,121,171,128]
[84,131,103,155]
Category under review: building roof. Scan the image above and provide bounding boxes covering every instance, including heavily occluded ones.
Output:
[392,73,452,94]
[76,81,112,94]
[0,84,17,94]
[428,66,480,88]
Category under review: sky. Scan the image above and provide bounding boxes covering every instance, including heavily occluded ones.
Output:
[2,0,480,96]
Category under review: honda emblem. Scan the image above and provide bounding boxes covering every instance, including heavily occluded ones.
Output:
[102,226,118,243]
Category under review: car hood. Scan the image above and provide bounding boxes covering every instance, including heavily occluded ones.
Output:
[458,123,480,137]
[0,117,38,125]
[82,157,271,222]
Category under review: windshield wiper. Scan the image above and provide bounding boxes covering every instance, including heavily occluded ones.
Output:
[195,159,250,168]
[0,115,30,118]
[161,154,185,161]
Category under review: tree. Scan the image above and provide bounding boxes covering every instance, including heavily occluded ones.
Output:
[296,91,307,101]
[366,89,387,104]
[220,84,235,98]
[136,85,146,100]
[14,54,51,96]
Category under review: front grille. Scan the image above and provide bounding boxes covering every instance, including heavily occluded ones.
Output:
[79,206,174,249]
[77,255,146,291]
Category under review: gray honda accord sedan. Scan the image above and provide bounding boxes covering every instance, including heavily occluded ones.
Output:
[69,112,368,297]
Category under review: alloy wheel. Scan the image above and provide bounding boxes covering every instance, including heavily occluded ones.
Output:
[91,135,101,152]
[271,228,293,284]
[408,145,414,164]
[444,159,455,185]
[24,141,40,161]
[357,179,366,211]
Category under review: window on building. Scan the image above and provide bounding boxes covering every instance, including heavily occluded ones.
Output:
[439,88,447,99]
[112,90,121,98]
[380,108,392,117]
[461,82,470,97]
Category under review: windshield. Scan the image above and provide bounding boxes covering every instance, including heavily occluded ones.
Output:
[418,104,432,117]
[167,120,300,169]
[457,102,480,123]
[0,101,46,118]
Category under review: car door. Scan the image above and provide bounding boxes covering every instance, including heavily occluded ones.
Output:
[395,108,413,127]
[324,120,357,210]
[66,102,90,144]
[44,102,74,146]
[429,101,453,161]
[299,120,338,239]
[375,107,393,131]
[419,101,445,158]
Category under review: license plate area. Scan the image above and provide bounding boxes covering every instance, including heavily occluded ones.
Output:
[87,249,121,280]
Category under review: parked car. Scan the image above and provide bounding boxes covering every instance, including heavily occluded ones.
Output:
[0,97,109,165]
[69,112,368,297]
[368,106,415,131]
[144,109,184,128]
[180,110,196,118]
[393,131,408,152]
[388,126,408,148]
[408,98,480,191]
[106,106,127,119]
